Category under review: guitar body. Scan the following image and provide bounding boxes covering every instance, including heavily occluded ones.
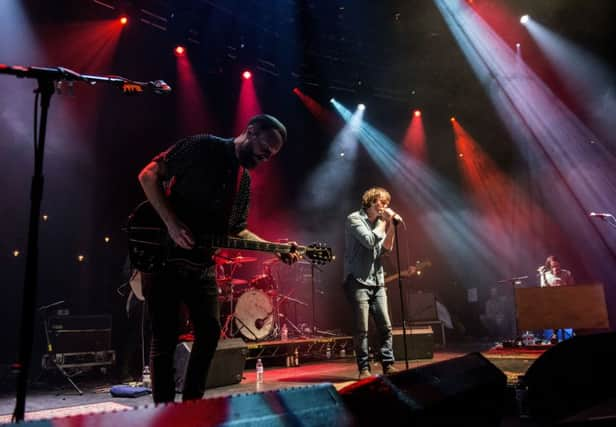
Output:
[127,201,214,273]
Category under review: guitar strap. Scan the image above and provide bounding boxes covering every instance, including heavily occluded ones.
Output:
[225,165,246,231]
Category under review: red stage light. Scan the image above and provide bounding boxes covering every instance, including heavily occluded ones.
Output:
[120,16,128,25]
[174,45,186,56]
[450,117,456,122]
[414,110,421,117]
[242,70,252,80]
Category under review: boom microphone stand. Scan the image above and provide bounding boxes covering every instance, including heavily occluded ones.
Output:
[0,65,170,422]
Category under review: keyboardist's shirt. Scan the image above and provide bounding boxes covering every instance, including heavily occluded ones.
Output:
[540,269,574,287]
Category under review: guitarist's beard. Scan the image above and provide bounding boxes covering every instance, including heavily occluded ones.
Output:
[237,143,259,169]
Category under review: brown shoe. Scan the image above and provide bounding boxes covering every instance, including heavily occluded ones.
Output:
[358,369,372,380]
[383,364,398,375]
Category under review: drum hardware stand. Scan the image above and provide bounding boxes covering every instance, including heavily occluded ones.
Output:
[220,286,260,341]
[217,258,245,339]
[234,315,259,340]
[310,263,325,336]
[219,288,236,339]
[275,294,308,338]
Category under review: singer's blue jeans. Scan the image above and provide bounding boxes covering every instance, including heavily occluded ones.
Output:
[345,278,394,372]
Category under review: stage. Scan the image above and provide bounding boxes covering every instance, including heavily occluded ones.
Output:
[0,340,537,424]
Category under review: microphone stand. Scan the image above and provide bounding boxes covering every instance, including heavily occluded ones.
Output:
[311,263,324,336]
[0,64,171,423]
[393,220,410,370]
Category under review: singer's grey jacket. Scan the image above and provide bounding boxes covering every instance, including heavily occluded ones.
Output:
[344,208,389,287]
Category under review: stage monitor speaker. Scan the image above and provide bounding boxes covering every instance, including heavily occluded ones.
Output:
[340,352,507,427]
[174,338,247,391]
[3,383,354,426]
[524,332,616,423]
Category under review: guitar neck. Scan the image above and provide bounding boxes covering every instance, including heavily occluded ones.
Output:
[206,236,300,254]
[384,273,401,285]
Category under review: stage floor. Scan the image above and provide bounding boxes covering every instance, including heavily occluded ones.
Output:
[0,341,539,424]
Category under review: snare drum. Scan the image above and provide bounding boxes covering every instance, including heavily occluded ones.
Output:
[234,289,274,340]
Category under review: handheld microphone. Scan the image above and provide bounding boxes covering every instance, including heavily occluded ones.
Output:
[385,208,404,225]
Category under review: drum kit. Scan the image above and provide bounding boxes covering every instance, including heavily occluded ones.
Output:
[215,253,308,341]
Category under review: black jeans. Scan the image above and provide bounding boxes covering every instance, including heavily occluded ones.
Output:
[142,265,220,403]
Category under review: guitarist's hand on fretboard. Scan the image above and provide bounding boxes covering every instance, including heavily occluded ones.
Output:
[277,241,300,265]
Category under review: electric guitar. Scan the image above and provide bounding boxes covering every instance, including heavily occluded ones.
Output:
[384,260,432,285]
[126,201,334,273]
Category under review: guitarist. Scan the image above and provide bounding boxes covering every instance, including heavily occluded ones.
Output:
[344,187,399,380]
[137,114,297,403]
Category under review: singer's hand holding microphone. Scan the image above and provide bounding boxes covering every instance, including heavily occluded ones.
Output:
[382,208,404,225]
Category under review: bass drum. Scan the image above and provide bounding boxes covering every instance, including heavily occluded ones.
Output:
[234,289,274,341]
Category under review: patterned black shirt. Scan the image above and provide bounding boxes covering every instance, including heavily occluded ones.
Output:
[152,134,250,235]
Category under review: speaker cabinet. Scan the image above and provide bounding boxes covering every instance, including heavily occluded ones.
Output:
[340,352,507,427]
[524,332,616,423]
[174,338,247,391]
[391,326,434,360]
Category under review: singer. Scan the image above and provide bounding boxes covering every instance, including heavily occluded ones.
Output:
[344,187,398,379]
[137,115,298,403]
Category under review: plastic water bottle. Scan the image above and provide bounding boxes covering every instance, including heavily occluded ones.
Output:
[281,324,288,341]
[142,365,151,388]
[256,358,264,384]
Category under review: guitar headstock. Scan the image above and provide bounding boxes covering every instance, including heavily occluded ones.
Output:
[304,243,334,265]
[401,260,432,277]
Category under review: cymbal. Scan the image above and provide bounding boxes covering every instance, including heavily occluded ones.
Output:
[217,278,249,286]
[213,254,257,264]
[230,255,257,263]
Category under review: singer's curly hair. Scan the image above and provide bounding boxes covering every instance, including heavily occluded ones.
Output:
[361,187,391,209]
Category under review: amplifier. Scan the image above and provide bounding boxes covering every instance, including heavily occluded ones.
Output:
[392,326,434,360]
[47,315,112,354]
[42,350,115,369]
[411,320,446,348]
